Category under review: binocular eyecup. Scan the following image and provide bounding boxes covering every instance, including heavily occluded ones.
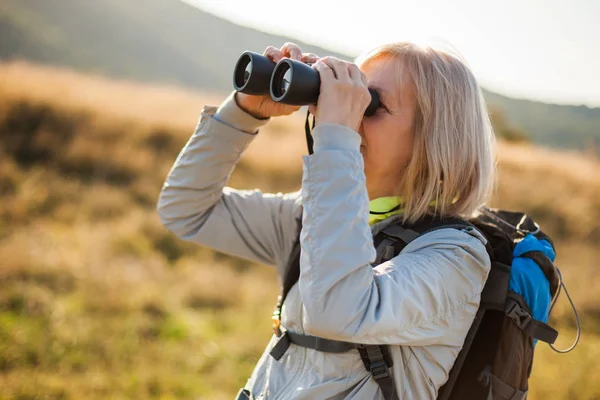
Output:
[233,51,380,116]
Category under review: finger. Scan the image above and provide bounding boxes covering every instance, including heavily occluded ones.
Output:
[360,71,368,86]
[281,42,303,61]
[302,53,319,64]
[348,63,365,85]
[321,57,350,81]
[264,45,283,63]
[283,105,302,115]
[313,60,335,84]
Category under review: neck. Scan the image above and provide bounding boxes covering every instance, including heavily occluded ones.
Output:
[367,179,399,201]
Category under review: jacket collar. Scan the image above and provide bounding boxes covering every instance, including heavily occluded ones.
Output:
[368,196,404,226]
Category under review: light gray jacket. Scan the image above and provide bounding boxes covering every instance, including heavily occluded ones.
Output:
[156,93,491,400]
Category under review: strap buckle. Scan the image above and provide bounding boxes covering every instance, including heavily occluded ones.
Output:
[369,360,391,381]
[506,300,532,330]
[269,331,291,361]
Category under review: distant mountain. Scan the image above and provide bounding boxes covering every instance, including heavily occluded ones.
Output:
[0,0,347,92]
[1,0,598,151]
[483,90,600,150]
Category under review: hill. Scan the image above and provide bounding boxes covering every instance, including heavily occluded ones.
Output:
[0,61,599,399]
[0,0,599,152]
[0,0,347,94]
[484,90,600,151]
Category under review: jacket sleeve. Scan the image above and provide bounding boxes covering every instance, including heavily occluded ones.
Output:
[298,124,490,346]
[156,92,302,271]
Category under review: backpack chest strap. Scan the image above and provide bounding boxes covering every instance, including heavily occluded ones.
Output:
[270,328,359,360]
[505,294,558,344]
[269,327,398,400]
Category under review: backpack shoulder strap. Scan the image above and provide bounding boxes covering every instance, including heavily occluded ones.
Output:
[272,220,302,334]
[281,227,302,304]
[374,216,475,264]
[357,344,399,400]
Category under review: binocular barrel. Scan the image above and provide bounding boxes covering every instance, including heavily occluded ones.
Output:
[233,52,276,95]
[233,51,380,116]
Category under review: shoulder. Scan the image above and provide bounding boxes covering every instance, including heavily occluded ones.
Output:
[403,225,488,258]
[386,226,491,300]
[365,225,491,345]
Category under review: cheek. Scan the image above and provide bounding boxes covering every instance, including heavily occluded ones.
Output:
[363,117,414,169]
[395,131,414,168]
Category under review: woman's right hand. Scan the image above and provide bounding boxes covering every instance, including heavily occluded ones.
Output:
[235,42,319,119]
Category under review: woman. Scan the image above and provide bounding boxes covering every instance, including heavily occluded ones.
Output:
[157,41,495,399]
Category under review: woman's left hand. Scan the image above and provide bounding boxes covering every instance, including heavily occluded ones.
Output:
[309,57,371,132]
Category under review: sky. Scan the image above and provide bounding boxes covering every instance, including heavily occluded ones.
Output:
[185,0,600,108]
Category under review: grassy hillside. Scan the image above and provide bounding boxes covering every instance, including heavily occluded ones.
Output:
[0,61,599,400]
[0,0,348,94]
[1,0,599,153]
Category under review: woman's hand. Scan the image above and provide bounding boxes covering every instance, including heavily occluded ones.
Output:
[310,57,371,132]
[236,42,319,119]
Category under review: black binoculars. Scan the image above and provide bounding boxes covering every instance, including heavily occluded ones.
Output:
[233,51,380,116]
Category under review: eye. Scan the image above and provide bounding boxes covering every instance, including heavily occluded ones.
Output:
[365,105,386,118]
[375,101,388,114]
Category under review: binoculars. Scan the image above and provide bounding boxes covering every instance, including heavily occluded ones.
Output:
[233,51,380,116]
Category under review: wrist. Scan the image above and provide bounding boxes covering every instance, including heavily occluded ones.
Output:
[234,93,270,120]
[214,92,270,134]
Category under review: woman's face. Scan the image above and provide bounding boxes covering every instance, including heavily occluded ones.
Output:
[358,56,418,200]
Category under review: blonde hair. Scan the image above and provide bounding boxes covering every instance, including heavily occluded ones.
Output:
[356,42,496,223]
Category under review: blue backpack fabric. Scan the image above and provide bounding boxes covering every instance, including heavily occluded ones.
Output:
[511,234,555,326]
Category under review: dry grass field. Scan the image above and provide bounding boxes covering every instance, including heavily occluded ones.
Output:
[0,61,599,400]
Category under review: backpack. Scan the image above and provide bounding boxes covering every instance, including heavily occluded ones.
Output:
[265,207,580,400]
